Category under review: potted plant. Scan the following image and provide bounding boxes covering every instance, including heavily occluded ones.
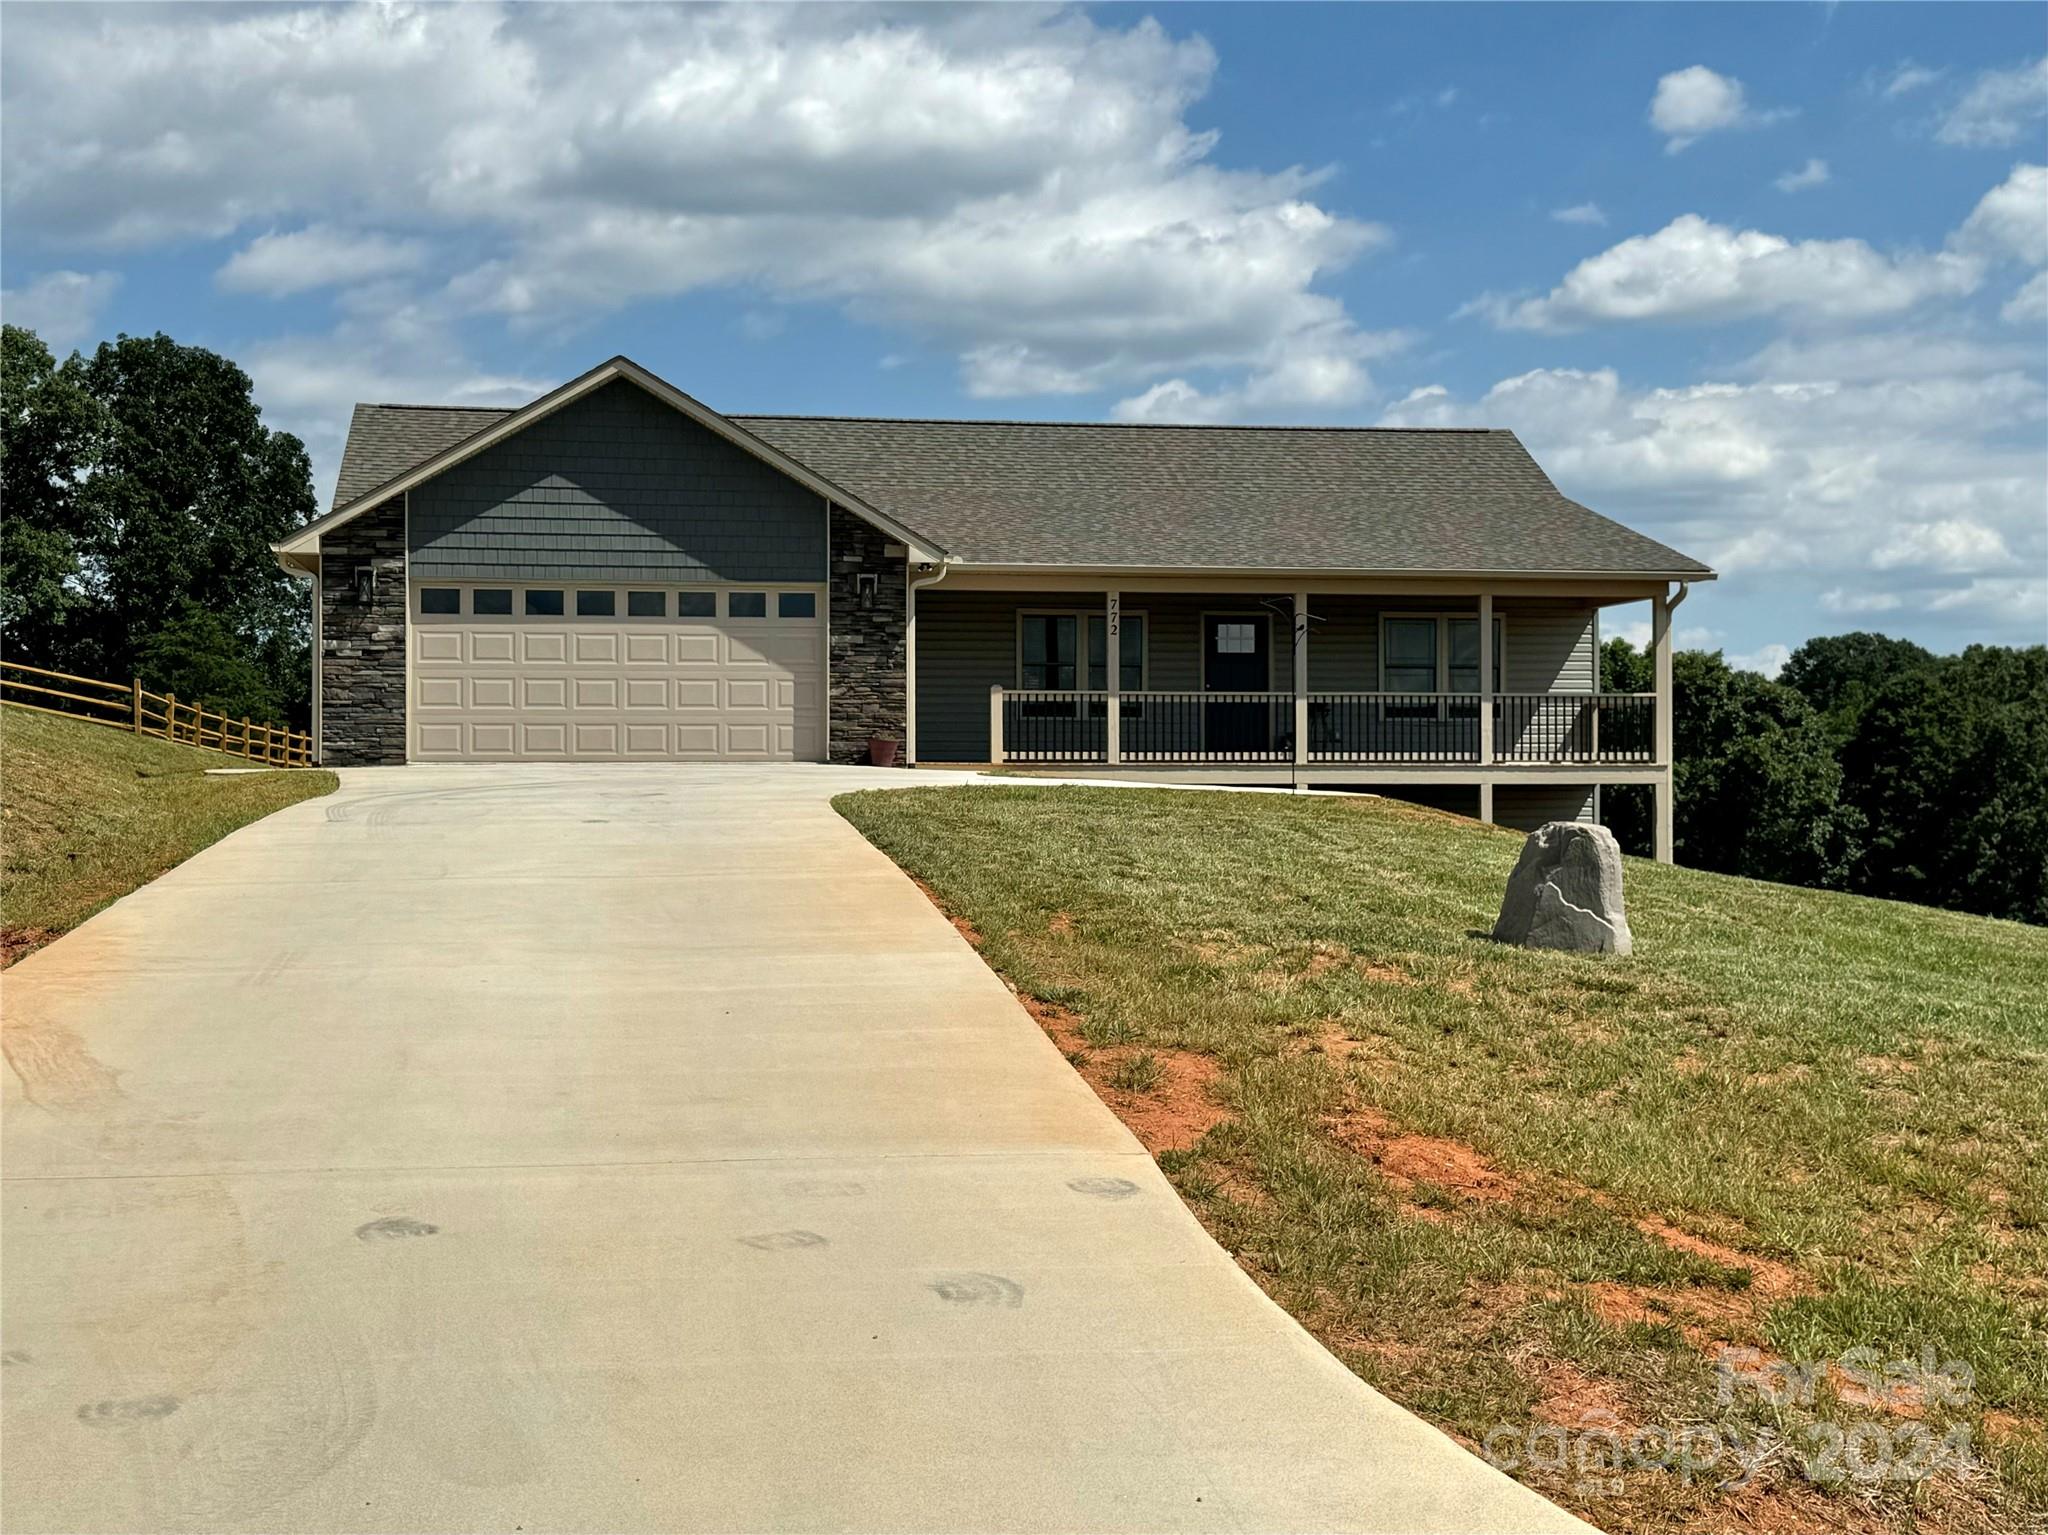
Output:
[868,735,901,767]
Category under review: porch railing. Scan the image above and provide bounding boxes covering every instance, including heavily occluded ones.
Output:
[990,687,1657,768]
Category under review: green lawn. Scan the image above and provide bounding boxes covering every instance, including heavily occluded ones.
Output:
[837,784,2048,1535]
[1,705,336,964]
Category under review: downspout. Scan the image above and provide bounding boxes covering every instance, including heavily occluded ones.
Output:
[906,558,953,766]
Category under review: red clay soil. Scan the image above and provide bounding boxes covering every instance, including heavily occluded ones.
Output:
[0,927,60,969]
[1323,1103,1521,1203]
[1024,995,1228,1154]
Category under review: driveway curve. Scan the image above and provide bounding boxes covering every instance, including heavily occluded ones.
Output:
[3,765,1583,1533]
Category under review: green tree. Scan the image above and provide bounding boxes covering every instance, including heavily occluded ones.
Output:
[1842,646,2048,924]
[1779,631,1936,742]
[2,327,317,726]
[1597,637,1654,853]
[136,604,288,723]
[1,325,105,666]
[1672,650,1858,887]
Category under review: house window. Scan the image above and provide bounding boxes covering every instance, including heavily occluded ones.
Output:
[677,591,715,618]
[1087,614,1145,691]
[576,590,616,617]
[1383,618,1437,694]
[627,591,666,618]
[473,588,513,615]
[728,592,767,618]
[1447,617,1505,695]
[778,592,816,619]
[419,587,460,615]
[1020,614,1079,691]
[524,589,565,616]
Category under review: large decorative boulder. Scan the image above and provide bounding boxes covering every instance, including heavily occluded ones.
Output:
[1493,821,1633,956]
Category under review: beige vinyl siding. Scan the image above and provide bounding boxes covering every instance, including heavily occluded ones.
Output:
[1504,600,1596,693]
[1308,596,1377,691]
[1494,783,1598,831]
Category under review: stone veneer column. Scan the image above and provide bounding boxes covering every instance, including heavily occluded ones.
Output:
[826,505,907,763]
[318,495,408,765]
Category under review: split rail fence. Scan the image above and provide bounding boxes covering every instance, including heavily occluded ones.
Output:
[0,659,313,766]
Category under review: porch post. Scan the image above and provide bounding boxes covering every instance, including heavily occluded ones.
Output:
[1652,586,1675,863]
[989,684,1005,765]
[1105,589,1121,766]
[1477,591,1494,773]
[1293,590,1309,767]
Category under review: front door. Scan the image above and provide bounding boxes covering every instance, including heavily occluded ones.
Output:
[1204,615,1271,754]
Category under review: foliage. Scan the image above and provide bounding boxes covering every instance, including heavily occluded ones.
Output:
[0,325,316,726]
[1842,645,2048,925]
[136,604,287,723]
[1670,649,1858,888]
[1779,630,1937,741]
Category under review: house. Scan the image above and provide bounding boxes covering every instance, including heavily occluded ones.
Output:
[274,356,1714,859]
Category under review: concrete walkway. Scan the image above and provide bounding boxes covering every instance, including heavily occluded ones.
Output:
[2,765,1583,1533]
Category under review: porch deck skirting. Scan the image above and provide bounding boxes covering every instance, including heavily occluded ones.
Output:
[990,688,1656,767]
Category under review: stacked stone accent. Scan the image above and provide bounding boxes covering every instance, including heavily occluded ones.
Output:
[827,505,907,763]
[319,496,408,765]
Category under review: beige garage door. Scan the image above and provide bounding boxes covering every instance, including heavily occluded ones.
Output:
[410,583,825,761]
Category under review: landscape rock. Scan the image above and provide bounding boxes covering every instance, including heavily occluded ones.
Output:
[1493,821,1634,956]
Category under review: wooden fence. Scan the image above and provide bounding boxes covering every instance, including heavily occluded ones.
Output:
[0,658,314,766]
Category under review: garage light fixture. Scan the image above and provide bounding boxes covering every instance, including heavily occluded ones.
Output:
[856,573,878,611]
[355,565,376,604]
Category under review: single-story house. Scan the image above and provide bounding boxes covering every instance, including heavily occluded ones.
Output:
[274,355,1714,858]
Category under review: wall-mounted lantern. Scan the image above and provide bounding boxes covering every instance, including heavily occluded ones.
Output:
[856,573,878,611]
[354,564,376,604]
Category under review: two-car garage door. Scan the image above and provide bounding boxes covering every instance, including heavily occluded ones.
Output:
[410,583,825,761]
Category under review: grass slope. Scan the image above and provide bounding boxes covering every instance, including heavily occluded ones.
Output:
[1,705,337,964]
[837,784,2048,1535]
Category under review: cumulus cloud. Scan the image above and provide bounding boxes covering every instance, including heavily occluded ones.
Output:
[1954,164,2048,266]
[1879,61,1943,99]
[1466,214,1979,331]
[218,225,428,297]
[0,269,119,349]
[1649,66,1788,153]
[1727,643,1791,679]
[1379,341,2047,639]
[2003,270,2048,326]
[1774,158,1830,193]
[1,4,1388,409]
[1936,55,2048,148]
[1551,202,1608,227]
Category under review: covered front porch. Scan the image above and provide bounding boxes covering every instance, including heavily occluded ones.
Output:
[908,576,1686,857]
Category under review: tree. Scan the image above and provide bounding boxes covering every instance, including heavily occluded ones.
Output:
[1,327,317,725]
[1671,650,1859,888]
[1597,638,1654,853]
[1779,631,1936,742]
[136,605,287,723]
[1842,646,2048,924]
[0,325,104,666]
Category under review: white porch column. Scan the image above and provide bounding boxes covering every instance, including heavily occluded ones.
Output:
[1477,591,1494,773]
[1293,590,1309,767]
[989,685,1005,766]
[1105,589,1122,766]
[1652,586,1675,863]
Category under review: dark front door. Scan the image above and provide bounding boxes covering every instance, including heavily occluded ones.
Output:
[1204,615,1272,754]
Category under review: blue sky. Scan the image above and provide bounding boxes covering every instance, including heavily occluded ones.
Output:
[4,3,2043,667]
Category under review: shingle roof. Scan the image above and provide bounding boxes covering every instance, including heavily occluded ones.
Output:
[332,403,514,509]
[328,399,1713,578]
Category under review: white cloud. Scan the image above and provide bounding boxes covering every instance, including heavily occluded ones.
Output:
[1110,326,1416,423]
[0,269,119,349]
[1379,340,2048,642]
[1551,202,1608,227]
[1953,164,2048,265]
[218,225,428,296]
[0,4,1388,408]
[1820,589,1904,615]
[1469,214,1979,331]
[1936,55,2048,148]
[1774,158,1830,193]
[1649,66,1788,153]
[2003,270,2048,326]
[1880,62,1943,99]
[1727,643,1791,679]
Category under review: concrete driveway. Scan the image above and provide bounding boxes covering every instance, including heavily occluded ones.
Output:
[2,765,1582,1533]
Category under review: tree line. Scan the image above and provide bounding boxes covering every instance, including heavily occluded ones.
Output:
[1,324,316,726]
[1600,632,2047,926]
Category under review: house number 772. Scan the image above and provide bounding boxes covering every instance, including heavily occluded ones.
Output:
[1107,595,1119,639]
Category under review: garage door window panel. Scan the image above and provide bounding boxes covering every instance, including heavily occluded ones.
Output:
[577,590,617,617]
[525,589,565,616]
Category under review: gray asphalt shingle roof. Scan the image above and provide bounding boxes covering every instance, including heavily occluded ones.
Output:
[330,399,1712,577]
